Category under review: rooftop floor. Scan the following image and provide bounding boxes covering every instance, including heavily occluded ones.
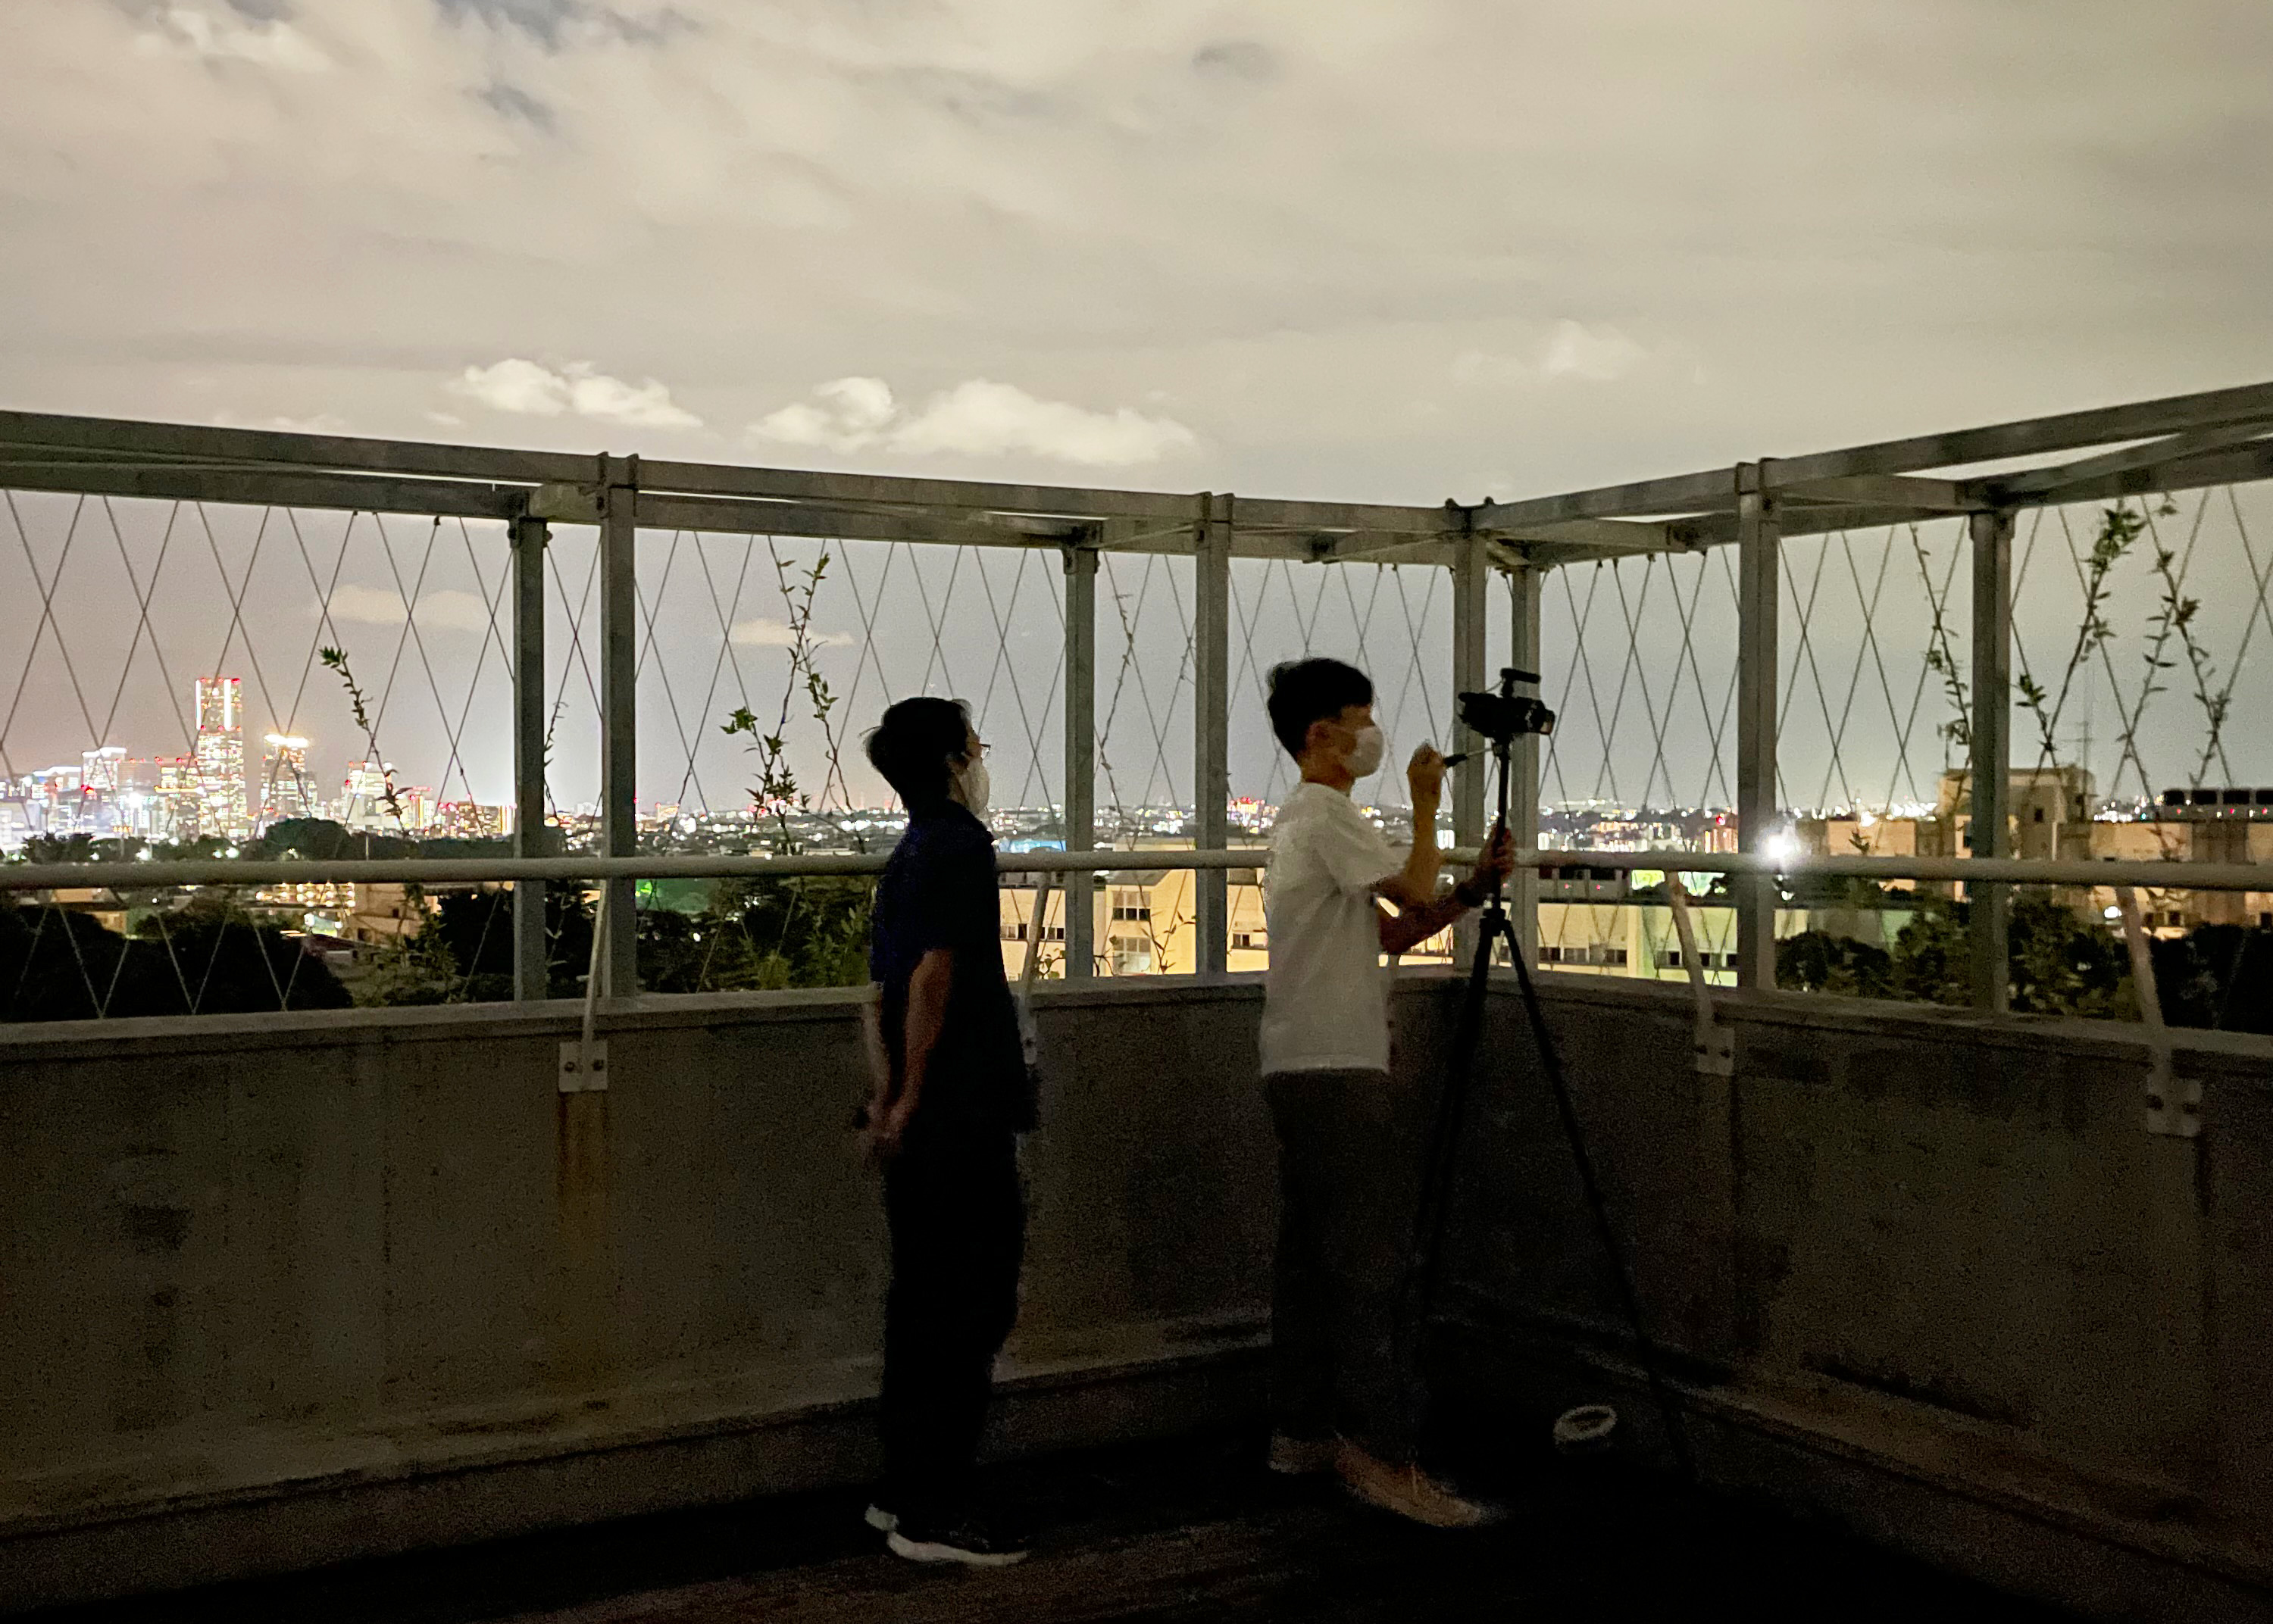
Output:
[25,1429,2081,1624]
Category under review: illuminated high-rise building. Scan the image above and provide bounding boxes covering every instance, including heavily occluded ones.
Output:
[192,676,248,837]
[33,764,84,833]
[435,801,509,839]
[195,677,240,734]
[155,754,199,840]
[260,735,319,826]
[339,759,399,830]
[81,746,125,796]
[112,757,164,839]
[75,746,127,834]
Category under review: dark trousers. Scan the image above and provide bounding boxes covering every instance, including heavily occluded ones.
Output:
[1264,1069,1429,1463]
[880,1129,1026,1526]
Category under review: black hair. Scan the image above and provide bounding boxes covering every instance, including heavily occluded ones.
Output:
[1265,657,1373,758]
[864,696,972,809]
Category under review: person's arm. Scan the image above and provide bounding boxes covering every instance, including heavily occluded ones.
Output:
[873,947,953,1157]
[1375,824,1515,955]
[858,982,892,1130]
[1374,745,1446,910]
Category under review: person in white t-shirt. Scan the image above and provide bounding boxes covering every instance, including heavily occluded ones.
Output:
[1258,657,1513,1529]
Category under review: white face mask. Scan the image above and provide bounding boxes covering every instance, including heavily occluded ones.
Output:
[1343,723,1385,779]
[955,756,991,818]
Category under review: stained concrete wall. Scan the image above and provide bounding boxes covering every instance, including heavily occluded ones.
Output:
[5,973,2271,1616]
[1434,973,2273,1621]
[0,980,1280,1610]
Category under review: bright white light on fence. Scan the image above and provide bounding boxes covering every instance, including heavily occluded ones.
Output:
[2104,905,2122,920]
[1765,832,1800,867]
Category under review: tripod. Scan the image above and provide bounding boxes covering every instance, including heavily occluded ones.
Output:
[1410,723,1698,1484]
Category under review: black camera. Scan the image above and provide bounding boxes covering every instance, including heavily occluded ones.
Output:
[1455,668,1555,749]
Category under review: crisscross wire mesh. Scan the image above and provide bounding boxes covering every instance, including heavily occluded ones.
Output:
[1774,520,1974,821]
[1229,557,1452,816]
[2,489,533,1016]
[627,529,1065,991]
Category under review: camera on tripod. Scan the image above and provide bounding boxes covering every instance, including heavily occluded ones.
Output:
[1452,667,1555,756]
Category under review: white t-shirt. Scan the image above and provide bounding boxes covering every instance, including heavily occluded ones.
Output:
[1258,782,1402,1076]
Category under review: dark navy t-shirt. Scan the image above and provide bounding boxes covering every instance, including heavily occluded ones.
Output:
[869,803,1035,1139]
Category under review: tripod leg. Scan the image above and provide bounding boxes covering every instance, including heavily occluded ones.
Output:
[1411,906,1512,1332]
[1503,932,1699,1483]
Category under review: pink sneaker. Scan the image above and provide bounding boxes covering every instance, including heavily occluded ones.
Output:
[1334,1441,1505,1528]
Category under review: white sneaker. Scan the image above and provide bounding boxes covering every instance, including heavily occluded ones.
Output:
[886,1518,1030,1567]
[1267,1432,1340,1476]
[1335,1441,1505,1529]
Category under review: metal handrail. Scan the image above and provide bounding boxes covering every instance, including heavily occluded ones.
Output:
[0,846,1273,892]
[1,845,2262,894]
[1505,848,2269,894]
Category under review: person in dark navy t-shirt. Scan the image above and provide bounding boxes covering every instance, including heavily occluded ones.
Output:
[868,785,1033,1150]
[858,696,1032,1569]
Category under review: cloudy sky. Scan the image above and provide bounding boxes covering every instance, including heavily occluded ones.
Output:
[5,2,2272,813]
[11,0,2273,495]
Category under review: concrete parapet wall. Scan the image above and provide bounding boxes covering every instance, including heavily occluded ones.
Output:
[4,973,2271,1615]
[0,982,1279,1610]
[1434,972,2273,1620]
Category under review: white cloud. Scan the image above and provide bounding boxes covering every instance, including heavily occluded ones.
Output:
[752,376,1196,467]
[326,584,496,633]
[729,617,855,649]
[451,358,568,416]
[1540,320,1648,383]
[136,8,330,73]
[1452,322,1652,388]
[896,379,1199,464]
[449,358,702,427]
[564,369,704,429]
[752,376,898,453]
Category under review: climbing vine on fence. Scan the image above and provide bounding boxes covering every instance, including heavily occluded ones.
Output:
[317,645,405,826]
[1923,497,2240,813]
[721,542,846,854]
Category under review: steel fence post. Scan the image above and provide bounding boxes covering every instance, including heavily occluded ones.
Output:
[1509,561,1543,967]
[1449,533,1488,965]
[511,511,549,1002]
[1062,536,1098,979]
[1969,506,2015,1012]
[599,461,639,998]
[1193,495,1231,977]
[1736,461,1781,990]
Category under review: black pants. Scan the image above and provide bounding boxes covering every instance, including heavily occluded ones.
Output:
[1264,1070,1430,1463]
[880,1128,1026,1526]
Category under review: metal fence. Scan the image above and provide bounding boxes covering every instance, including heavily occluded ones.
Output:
[4,383,2271,1026]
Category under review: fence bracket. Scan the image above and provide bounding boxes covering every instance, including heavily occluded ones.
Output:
[561,883,611,1095]
[1666,876,1734,1079]
[2115,887,2195,1138]
[558,1039,609,1094]
[530,481,605,523]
